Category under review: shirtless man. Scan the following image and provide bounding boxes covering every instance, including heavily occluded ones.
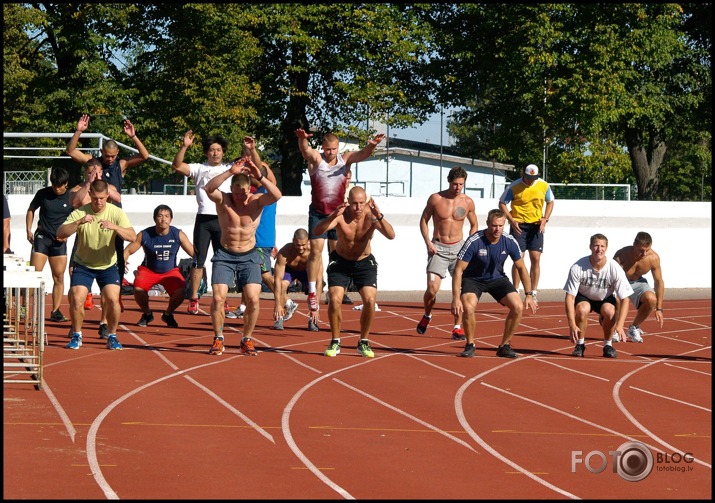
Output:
[271,228,322,331]
[204,139,281,356]
[313,186,395,358]
[611,231,665,343]
[417,166,478,339]
[295,128,385,313]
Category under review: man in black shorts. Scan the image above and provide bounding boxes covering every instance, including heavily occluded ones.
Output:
[451,209,537,358]
[313,186,395,358]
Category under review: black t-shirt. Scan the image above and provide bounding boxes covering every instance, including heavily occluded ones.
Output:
[28,187,73,238]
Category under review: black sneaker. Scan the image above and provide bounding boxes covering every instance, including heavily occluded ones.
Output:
[50,310,68,322]
[572,343,586,357]
[161,312,179,328]
[603,345,617,358]
[137,312,154,327]
[416,315,431,335]
[496,344,518,358]
[98,323,109,339]
[342,294,353,305]
[459,342,476,357]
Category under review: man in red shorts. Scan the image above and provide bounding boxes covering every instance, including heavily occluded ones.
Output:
[124,204,195,328]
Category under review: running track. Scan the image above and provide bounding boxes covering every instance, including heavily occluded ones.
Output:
[4,295,711,499]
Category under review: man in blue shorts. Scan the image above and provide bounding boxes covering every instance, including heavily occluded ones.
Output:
[451,208,537,358]
[498,163,554,306]
[271,228,321,331]
[204,145,281,357]
[57,180,136,350]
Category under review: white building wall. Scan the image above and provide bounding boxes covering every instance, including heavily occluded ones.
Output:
[6,194,711,294]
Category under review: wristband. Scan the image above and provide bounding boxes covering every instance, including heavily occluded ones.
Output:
[376,213,384,222]
[130,135,136,139]
[655,308,663,311]
[525,291,533,296]
[256,174,264,181]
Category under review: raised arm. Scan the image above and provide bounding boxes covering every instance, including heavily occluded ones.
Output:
[313,202,347,236]
[171,130,194,177]
[343,133,386,165]
[120,118,151,173]
[244,158,282,207]
[294,128,322,167]
[65,114,94,165]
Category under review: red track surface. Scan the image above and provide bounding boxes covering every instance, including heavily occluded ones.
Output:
[4,296,711,499]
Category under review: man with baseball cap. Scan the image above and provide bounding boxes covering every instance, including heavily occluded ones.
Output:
[498,164,555,305]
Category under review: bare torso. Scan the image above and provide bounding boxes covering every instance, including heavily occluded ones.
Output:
[217,193,263,253]
[334,210,376,261]
[281,244,310,271]
[427,191,473,243]
[614,246,660,281]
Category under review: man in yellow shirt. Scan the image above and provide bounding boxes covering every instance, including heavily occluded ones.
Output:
[57,180,136,350]
[498,164,555,306]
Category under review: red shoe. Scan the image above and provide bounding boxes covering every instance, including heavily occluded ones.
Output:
[416,315,431,335]
[240,338,258,356]
[451,327,466,341]
[307,292,319,312]
[84,293,94,310]
[187,298,199,315]
[208,337,224,356]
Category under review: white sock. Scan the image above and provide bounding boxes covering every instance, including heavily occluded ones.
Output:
[578,338,585,344]
[453,324,461,330]
[308,282,316,293]
[604,340,612,347]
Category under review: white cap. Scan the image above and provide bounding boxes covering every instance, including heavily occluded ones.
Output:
[524,164,539,180]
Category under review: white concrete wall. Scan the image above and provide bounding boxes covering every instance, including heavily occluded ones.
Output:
[6,193,711,294]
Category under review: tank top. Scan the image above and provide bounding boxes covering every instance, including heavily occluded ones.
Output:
[140,226,182,274]
[309,153,349,215]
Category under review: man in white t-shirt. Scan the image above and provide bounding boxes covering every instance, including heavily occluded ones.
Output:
[563,233,634,359]
[172,131,234,315]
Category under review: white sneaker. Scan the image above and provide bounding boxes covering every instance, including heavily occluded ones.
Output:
[352,303,381,312]
[284,300,298,321]
[627,325,644,343]
[611,332,620,343]
[225,304,246,319]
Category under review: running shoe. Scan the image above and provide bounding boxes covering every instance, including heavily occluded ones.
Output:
[356,339,374,358]
[451,327,466,341]
[209,336,224,356]
[98,323,109,339]
[284,300,298,321]
[572,343,586,357]
[459,342,476,357]
[161,312,179,328]
[627,325,644,343]
[106,335,123,350]
[226,305,245,319]
[325,339,341,357]
[611,331,621,343]
[84,293,94,310]
[137,312,154,327]
[224,301,231,314]
[416,315,431,335]
[273,317,284,330]
[187,298,199,315]
[496,344,518,358]
[240,338,258,356]
[67,333,82,350]
[603,345,617,358]
[50,310,68,322]
[308,318,320,332]
[308,292,319,312]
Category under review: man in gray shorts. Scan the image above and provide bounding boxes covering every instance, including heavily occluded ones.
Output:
[204,139,282,357]
[417,167,478,340]
[612,231,665,343]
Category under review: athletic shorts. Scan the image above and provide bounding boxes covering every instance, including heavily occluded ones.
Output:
[32,229,67,257]
[70,263,121,291]
[460,276,516,304]
[211,247,262,290]
[256,246,273,274]
[193,214,222,268]
[575,292,617,314]
[326,250,378,290]
[284,266,309,292]
[308,206,338,241]
[426,239,464,278]
[133,265,186,295]
[628,278,653,309]
[510,222,544,253]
